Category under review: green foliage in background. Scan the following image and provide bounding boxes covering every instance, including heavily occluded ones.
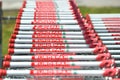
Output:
[2,7,120,56]
[2,10,18,55]
[79,6,120,16]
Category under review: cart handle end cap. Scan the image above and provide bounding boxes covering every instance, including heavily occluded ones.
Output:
[96,53,111,61]
[84,34,97,40]
[85,38,98,44]
[103,68,118,77]
[0,69,6,77]
[9,44,14,48]
[3,61,10,68]
[94,46,107,54]
[83,29,94,35]
[9,39,15,43]
[11,34,16,38]
[82,18,87,23]
[17,13,22,19]
[89,37,99,43]
[13,31,18,34]
[84,23,93,29]
[15,23,20,28]
[100,59,115,68]
[16,18,20,24]
[4,55,11,61]
[8,49,14,54]
[89,42,103,48]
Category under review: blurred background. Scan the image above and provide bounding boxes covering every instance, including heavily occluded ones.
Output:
[3,0,120,10]
[1,0,120,56]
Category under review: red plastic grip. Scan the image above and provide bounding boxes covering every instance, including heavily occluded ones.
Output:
[3,61,10,68]
[103,68,118,77]
[0,69,6,77]
[8,48,14,54]
[9,39,15,43]
[4,55,11,61]
[9,43,14,48]
[99,59,115,68]
[96,53,111,61]
[11,34,16,38]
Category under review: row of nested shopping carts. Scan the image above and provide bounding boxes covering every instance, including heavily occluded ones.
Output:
[0,0,120,80]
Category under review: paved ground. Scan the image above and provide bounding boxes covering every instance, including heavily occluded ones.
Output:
[2,0,120,10]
